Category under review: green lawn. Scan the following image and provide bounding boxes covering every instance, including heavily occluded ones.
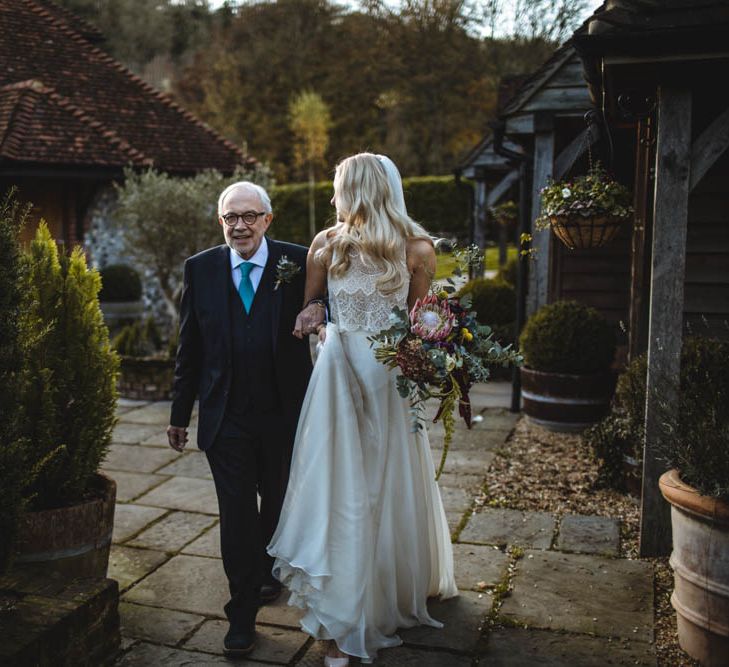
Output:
[435,245,517,280]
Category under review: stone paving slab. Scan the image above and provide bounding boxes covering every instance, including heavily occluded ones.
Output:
[400,590,492,652]
[156,450,212,479]
[120,401,173,425]
[109,545,170,592]
[108,471,170,503]
[113,504,168,544]
[113,423,165,445]
[181,524,220,558]
[452,543,509,591]
[431,449,495,475]
[185,619,308,664]
[499,549,654,643]
[141,424,199,448]
[256,592,306,629]
[446,512,464,533]
[127,511,218,553]
[119,602,204,645]
[114,640,269,665]
[134,476,219,514]
[103,443,179,474]
[557,514,621,557]
[438,486,473,515]
[123,554,227,617]
[299,641,472,666]
[437,472,484,490]
[483,627,656,666]
[116,399,151,416]
[459,508,555,549]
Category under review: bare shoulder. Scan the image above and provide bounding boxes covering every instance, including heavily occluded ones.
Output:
[406,236,436,273]
[310,229,330,252]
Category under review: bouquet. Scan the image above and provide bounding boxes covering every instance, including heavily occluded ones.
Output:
[369,248,522,479]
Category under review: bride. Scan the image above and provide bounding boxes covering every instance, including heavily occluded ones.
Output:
[267,152,458,666]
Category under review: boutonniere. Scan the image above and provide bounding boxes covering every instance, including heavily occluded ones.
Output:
[274,255,301,290]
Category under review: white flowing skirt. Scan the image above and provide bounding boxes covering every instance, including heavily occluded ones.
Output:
[267,324,458,663]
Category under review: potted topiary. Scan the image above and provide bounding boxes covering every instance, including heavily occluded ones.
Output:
[657,337,729,667]
[13,222,119,579]
[519,300,616,431]
[536,164,633,249]
[113,317,175,401]
[98,263,144,329]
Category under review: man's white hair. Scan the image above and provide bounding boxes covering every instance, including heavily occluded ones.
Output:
[217,181,272,215]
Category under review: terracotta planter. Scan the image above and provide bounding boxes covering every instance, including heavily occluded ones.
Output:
[549,213,624,249]
[659,469,729,667]
[520,366,616,432]
[15,473,116,579]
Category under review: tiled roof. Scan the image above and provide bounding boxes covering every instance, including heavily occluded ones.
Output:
[0,0,248,173]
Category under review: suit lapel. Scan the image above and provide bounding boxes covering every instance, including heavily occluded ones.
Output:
[266,237,284,351]
[214,245,233,363]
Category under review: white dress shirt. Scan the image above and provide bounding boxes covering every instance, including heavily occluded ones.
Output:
[229,238,268,293]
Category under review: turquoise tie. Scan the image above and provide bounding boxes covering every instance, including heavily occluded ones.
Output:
[238,262,255,314]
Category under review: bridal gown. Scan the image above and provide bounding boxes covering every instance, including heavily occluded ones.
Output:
[267,249,458,663]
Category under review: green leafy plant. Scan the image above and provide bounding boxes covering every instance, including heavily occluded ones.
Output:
[0,190,34,571]
[99,264,143,302]
[584,337,729,497]
[535,164,633,229]
[457,278,516,346]
[21,223,119,509]
[112,317,164,358]
[490,200,518,227]
[496,256,518,287]
[519,300,616,374]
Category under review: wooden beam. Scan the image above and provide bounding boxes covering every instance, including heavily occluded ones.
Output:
[640,86,692,558]
[690,105,729,192]
[553,125,601,181]
[486,169,519,208]
[473,180,488,250]
[528,131,555,316]
[505,114,535,136]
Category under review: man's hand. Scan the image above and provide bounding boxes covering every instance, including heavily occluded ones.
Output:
[167,425,188,452]
[293,302,326,339]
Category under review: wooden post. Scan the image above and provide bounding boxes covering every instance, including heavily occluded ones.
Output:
[472,178,488,278]
[529,128,554,316]
[628,115,655,361]
[639,86,692,558]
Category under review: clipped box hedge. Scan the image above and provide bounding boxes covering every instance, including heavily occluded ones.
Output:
[269,176,471,245]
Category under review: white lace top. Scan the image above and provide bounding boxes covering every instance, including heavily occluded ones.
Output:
[328,250,410,333]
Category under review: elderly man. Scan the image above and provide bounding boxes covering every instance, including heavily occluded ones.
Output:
[167,182,321,656]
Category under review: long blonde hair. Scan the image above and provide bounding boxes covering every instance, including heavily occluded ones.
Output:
[317,153,431,294]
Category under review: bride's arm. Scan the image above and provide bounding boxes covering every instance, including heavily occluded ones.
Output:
[292,229,330,339]
[406,237,436,309]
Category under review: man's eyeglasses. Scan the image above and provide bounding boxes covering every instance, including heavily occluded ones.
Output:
[221,211,267,226]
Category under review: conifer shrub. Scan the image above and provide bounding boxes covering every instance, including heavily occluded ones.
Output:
[519,300,616,374]
[21,223,119,509]
[0,190,33,571]
[99,264,142,302]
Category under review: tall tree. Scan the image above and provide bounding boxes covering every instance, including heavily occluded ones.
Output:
[289,91,332,239]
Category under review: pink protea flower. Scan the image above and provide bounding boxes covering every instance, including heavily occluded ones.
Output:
[410,294,456,342]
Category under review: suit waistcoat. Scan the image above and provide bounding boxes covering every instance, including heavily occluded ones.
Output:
[226,265,280,418]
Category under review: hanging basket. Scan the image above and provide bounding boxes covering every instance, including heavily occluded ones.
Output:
[549,213,625,250]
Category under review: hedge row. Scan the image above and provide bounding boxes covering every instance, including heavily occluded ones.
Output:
[269,176,471,245]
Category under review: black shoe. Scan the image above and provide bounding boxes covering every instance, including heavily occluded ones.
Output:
[259,582,282,604]
[223,625,256,657]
